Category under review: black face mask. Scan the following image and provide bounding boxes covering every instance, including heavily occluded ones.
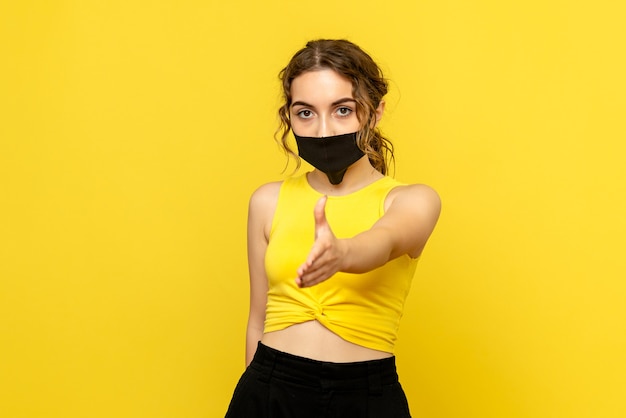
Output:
[293,132,365,185]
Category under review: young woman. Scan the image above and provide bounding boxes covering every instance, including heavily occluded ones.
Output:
[226,39,441,418]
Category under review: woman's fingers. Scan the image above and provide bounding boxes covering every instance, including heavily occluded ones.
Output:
[313,195,329,239]
[296,195,345,288]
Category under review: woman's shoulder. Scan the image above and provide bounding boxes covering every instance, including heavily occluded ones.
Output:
[249,181,283,209]
[250,173,312,204]
[395,182,439,198]
[248,182,283,237]
[385,182,441,215]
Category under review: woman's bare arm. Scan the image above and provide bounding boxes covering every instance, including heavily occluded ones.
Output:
[245,182,280,365]
[296,184,441,287]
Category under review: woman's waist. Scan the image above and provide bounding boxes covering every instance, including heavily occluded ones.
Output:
[261,320,393,363]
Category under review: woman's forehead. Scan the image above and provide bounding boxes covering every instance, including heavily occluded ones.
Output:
[291,69,353,103]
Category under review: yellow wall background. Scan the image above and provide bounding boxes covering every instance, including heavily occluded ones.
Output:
[1,1,625,417]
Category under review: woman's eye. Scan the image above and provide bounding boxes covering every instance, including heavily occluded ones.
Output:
[297,109,313,119]
[336,107,353,117]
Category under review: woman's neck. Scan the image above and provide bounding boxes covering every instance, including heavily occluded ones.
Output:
[306,156,384,196]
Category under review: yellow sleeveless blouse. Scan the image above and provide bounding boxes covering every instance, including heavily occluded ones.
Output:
[264,173,419,353]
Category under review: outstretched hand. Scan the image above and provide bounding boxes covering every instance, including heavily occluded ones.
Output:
[296,196,347,288]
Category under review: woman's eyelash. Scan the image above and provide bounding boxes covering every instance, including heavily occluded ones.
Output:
[294,107,353,118]
[336,107,353,116]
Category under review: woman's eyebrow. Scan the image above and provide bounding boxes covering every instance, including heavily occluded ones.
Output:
[291,98,356,108]
[331,98,356,106]
[291,100,313,108]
